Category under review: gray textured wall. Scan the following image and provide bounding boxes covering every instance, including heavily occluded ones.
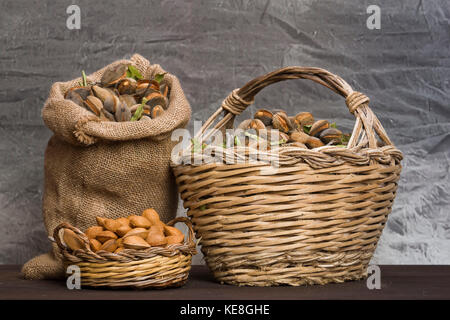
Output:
[0,0,449,265]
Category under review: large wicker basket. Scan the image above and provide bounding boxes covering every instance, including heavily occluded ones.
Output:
[53,217,197,289]
[172,67,403,286]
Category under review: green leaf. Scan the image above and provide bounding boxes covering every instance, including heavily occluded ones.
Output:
[130,98,148,121]
[154,72,167,84]
[130,104,144,121]
[341,134,351,144]
[234,136,242,146]
[303,124,312,134]
[191,138,203,153]
[330,122,337,128]
[270,139,286,146]
[199,205,206,211]
[81,70,87,87]
[244,131,259,141]
[127,65,143,80]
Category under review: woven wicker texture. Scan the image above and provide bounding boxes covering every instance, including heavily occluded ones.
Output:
[172,67,403,286]
[54,217,197,289]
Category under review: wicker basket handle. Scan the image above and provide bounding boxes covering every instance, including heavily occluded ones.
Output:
[195,66,394,149]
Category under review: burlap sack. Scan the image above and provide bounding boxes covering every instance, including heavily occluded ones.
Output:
[22,54,191,279]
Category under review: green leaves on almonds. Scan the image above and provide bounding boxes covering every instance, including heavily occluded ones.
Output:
[130,98,148,121]
[191,138,207,153]
[341,133,351,144]
[244,131,259,141]
[79,70,88,87]
[126,65,143,80]
[303,124,312,134]
[270,139,287,146]
[154,73,167,84]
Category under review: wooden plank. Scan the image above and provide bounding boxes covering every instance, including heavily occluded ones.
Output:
[0,265,449,300]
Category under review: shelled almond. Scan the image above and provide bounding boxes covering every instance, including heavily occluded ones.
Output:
[61,208,185,254]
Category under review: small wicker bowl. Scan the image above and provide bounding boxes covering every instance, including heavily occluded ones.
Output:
[53,217,197,289]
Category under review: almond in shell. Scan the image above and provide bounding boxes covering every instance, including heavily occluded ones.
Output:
[150,105,164,119]
[116,217,130,227]
[290,142,308,149]
[89,238,102,252]
[92,85,115,112]
[83,95,103,116]
[164,225,184,244]
[306,136,325,149]
[117,78,137,95]
[309,120,329,137]
[146,225,167,246]
[100,63,128,87]
[129,215,152,228]
[142,208,164,226]
[103,219,122,233]
[272,112,292,133]
[123,235,151,249]
[289,130,310,144]
[116,224,132,237]
[319,128,343,144]
[100,239,118,253]
[236,119,252,131]
[166,234,185,245]
[294,112,314,128]
[62,229,85,251]
[249,119,266,132]
[85,226,103,239]
[123,227,149,239]
[164,225,184,237]
[96,230,118,243]
[254,109,273,126]
[114,247,124,254]
[96,217,107,228]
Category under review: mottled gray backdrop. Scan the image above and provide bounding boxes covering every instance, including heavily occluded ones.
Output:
[1,0,449,265]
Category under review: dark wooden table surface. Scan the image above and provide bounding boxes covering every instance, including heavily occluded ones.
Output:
[0,265,449,300]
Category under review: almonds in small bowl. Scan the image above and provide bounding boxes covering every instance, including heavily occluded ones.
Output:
[61,208,185,254]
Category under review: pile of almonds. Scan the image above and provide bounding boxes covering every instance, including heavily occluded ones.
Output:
[62,209,185,254]
[64,64,169,122]
[233,109,350,150]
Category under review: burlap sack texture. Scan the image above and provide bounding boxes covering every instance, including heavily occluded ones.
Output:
[22,54,191,280]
